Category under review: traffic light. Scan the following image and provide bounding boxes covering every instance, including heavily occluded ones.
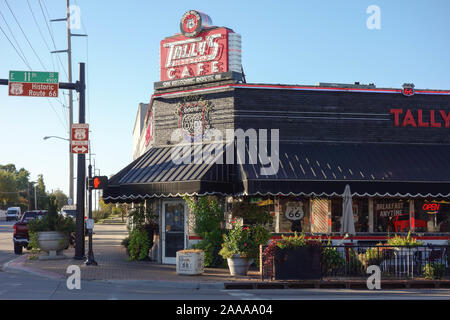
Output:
[91,176,108,190]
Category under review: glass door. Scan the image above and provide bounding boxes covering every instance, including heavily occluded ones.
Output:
[162,201,186,264]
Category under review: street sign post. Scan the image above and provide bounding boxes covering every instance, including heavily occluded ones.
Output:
[71,123,89,154]
[8,71,59,98]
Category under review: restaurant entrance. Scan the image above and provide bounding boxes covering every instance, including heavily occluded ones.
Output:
[162,201,186,264]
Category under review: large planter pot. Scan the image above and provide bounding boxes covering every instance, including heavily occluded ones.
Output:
[227,255,250,276]
[274,246,321,280]
[37,231,69,260]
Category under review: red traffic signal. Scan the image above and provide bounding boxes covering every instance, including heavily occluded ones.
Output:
[92,176,108,190]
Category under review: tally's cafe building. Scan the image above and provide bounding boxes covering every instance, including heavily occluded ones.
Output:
[103,10,450,264]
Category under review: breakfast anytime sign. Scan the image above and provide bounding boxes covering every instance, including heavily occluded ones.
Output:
[159,10,242,84]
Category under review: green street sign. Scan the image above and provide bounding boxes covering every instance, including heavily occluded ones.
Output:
[9,71,59,84]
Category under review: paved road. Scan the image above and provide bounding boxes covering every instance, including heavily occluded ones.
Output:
[1,270,450,300]
[0,220,17,266]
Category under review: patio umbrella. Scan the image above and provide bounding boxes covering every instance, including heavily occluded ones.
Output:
[341,184,356,236]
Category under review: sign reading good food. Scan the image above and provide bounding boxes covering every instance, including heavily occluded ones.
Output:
[160,10,242,83]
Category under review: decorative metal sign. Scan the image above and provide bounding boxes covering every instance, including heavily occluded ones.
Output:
[174,95,213,137]
[402,83,415,97]
[285,202,304,221]
[180,10,212,38]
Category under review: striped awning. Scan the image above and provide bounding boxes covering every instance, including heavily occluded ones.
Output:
[103,143,237,202]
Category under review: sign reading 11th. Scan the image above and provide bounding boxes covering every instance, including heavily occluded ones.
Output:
[9,71,59,98]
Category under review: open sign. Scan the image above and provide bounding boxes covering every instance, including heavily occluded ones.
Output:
[423,203,440,213]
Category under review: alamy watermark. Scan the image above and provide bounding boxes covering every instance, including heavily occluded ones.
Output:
[366,265,381,290]
[68,5,82,30]
[366,5,381,30]
[170,128,280,176]
[66,265,81,290]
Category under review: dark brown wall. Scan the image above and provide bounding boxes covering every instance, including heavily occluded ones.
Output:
[234,88,450,144]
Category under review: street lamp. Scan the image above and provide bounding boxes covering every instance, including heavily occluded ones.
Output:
[43,136,70,142]
[43,135,73,205]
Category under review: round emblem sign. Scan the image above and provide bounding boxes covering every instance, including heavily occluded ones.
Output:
[180,10,212,37]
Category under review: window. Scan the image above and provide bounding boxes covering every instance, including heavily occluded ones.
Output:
[373,199,410,233]
[414,200,450,233]
[331,198,369,233]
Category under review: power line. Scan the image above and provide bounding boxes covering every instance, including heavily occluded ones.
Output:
[4,0,47,71]
[0,23,31,69]
[38,0,68,79]
[26,0,54,68]
[26,0,69,124]
[0,8,31,69]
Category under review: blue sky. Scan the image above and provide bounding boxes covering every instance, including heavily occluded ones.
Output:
[1,0,450,197]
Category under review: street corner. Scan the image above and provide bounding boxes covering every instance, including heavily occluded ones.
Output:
[2,253,65,280]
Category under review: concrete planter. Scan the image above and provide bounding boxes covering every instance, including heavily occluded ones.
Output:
[38,231,69,260]
[176,250,204,275]
[227,255,250,276]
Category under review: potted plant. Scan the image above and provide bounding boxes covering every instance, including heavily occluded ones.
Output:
[28,196,75,260]
[262,233,322,280]
[219,219,270,276]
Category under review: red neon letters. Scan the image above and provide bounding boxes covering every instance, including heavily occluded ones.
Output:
[390,109,450,128]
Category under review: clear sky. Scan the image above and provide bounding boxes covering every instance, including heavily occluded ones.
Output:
[1,0,450,198]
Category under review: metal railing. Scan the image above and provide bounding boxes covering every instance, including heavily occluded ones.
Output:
[260,244,450,281]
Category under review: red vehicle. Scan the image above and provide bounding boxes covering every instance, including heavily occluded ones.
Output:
[13,210,47,254]
[393,213,427,232]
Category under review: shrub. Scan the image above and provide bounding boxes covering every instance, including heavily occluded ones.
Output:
[28,196,75,236]
[423,263,445,279]
[276,232,306,250]
[386,231,422,247]
[127,229,150,261]
[185,196,225,267]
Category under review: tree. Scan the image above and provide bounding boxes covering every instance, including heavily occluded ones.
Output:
[0,170,18,207]
[36,174,48,210]
[49,189,69,211]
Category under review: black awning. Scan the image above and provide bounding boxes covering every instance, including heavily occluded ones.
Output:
[239,143,450,197]
[103,143,237,203]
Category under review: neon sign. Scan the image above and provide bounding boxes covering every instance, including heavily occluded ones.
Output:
[422,202,440,214]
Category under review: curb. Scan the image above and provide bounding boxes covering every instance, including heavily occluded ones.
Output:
[223,279,450,290]
[101,279,225,290]
[2,254,65,280]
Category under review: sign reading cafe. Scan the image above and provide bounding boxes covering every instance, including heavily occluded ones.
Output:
[160,10,242,82]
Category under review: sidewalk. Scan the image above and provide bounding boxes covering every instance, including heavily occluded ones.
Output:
[3,223,260,285]
[3,223,450,289]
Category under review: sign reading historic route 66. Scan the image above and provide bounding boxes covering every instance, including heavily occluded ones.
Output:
[71,123,89,154]
[9,71,59,98]
[285,202,304,221]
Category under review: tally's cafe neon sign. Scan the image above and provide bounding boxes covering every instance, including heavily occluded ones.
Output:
[160,10,242,81]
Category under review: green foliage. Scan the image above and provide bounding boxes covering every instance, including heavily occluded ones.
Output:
[219,219,270,261]
[185,196,225,267]
[321,240,346,271]
[128,204,156,230]
[276,232,307,250]
[386,231,423,247]
[423,263,445,279]
[28,196,75,236]
[231,200,273,225]
[127,228,150,261]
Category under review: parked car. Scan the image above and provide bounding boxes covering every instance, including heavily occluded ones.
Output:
[13,210,47,254]
[6,207,21,221]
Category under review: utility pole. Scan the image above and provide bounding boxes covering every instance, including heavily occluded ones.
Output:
[51,0,87,205]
